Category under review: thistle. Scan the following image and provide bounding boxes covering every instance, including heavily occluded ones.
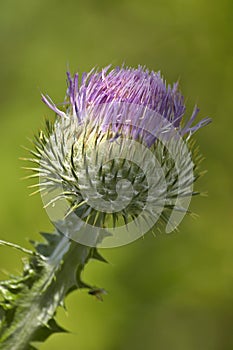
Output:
[0,65,210,349]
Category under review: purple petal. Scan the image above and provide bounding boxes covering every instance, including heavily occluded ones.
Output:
[41,94,67,119]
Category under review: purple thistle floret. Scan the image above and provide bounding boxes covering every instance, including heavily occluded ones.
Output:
[42,65,211,146]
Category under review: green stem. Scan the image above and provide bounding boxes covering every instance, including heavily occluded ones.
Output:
[0,235,92,350]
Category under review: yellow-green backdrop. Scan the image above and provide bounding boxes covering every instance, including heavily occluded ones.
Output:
[0,0,232,349]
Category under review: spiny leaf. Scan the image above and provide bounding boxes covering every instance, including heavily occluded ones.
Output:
[0,230,106,350]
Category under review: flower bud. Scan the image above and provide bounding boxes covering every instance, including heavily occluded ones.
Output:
[37,65,210,248]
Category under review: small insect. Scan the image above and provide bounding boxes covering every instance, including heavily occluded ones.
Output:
[88,288,108,301]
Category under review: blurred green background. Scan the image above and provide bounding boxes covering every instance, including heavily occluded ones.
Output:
[0,0,232,349]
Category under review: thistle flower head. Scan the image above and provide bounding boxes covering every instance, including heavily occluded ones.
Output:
[36,65,211,247]
[43,65,209,144]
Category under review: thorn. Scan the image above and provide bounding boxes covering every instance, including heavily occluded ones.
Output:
[91,248,108,263]
[0,239,43,259]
